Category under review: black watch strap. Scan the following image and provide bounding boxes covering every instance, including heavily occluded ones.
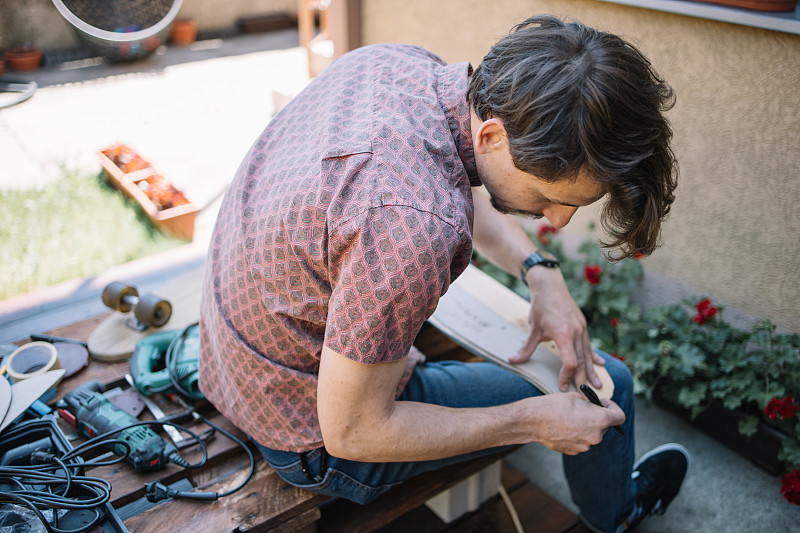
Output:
[520,250,559,284]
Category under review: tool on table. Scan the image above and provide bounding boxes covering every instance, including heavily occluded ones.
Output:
[0,370,65,433]
[129,323,202,400]
[124,374,214,450]
[28,333,90,378]
[3,341,63,383]
[0,342,67,426]
[104,386,146,418]
[56,379,187,472]
[124,373,186,446]
[29,333,88,348]
[580,384,625,435]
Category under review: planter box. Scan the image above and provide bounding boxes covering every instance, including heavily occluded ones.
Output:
[652,386,788,475]
[98,146,198,240]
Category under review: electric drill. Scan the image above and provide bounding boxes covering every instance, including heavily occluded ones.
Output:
[56,380,184,472]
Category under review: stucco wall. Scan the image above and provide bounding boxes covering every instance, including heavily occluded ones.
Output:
[362,0,800,333]
[177,0,297,32]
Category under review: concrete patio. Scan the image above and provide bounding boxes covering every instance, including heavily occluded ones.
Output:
[1,28,797,532]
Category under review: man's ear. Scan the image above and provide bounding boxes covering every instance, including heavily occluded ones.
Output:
[473,118,508,155]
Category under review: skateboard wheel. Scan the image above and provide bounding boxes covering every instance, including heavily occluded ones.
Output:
[102,282,138,313]
[134,293,172,328]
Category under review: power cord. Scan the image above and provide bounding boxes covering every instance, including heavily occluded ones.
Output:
[166,323,204,400]
[142,322,256,502]
[143,407,256,502]
[0,448,113,533]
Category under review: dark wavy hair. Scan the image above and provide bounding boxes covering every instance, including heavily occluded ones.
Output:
[467,15,678,259]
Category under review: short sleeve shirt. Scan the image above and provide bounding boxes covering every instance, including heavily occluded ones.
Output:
[199,44,481,452]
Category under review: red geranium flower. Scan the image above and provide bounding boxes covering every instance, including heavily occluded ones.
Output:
[611,317,619,327]
[610,352,625,361]
[537,224,559,246]
[633,251,646,260]
[765,396,799,420]
[692,298,718,325]
[781,469,800,505]
[584,264,603,285]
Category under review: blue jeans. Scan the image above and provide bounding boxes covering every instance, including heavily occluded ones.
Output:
[254,352,636,533]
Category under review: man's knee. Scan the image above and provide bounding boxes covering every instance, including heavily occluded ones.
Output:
[599,352,633,400]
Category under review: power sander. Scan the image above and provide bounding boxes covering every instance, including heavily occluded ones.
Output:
[129,323,203,400]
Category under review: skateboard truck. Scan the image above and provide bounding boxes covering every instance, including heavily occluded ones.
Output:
[102,282,172,332]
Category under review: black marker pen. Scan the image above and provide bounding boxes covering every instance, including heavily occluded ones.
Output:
[580,384,625,435]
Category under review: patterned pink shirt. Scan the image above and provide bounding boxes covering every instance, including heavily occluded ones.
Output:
[199,44,481,452]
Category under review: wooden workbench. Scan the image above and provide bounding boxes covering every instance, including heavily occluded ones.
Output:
[12,257,589,532]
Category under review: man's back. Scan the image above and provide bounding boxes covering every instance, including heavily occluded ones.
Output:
[199,44,478,452]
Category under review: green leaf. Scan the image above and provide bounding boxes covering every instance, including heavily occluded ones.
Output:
[673,344,706,377]
[677,382,707,408]
[570,282,591,308]
[738,416,759,437]
[778,438,800,470]
[720,393,743,411]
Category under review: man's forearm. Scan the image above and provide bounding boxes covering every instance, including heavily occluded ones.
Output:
[317,347,623,460]
[330,399,538,462]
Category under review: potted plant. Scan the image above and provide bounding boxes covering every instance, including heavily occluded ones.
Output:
[473,223,800,505]
[98,144,199,240]
[170,18,198,46]
[5,47,42,72]
[4,4,44,72]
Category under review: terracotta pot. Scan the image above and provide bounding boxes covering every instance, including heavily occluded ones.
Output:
[170,19,198,46]
[6,47,42,72]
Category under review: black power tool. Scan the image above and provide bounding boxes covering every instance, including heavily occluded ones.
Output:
[56,380,186,472]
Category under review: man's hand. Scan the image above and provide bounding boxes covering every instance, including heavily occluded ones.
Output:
[509,266,605,391]
[524,393,625,454]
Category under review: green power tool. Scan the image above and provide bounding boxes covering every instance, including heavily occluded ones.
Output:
[129,323,203,400]
[56,380,186,472]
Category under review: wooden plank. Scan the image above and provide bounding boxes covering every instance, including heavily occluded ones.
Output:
[124,459,325,533]
[318,450,513,533]
[500,463,532,493]
[261,507,320,533]
[510,483,583,533]
[428,265,614,398]
[372,464,583,533]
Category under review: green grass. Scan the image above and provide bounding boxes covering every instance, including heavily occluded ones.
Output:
[0,169,187,300]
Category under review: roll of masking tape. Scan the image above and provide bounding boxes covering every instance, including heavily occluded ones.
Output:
[5,342,63,383]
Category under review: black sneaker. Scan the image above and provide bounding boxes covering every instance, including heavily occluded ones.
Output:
[623,443,690,530]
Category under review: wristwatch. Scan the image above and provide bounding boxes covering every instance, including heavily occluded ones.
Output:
[520,250,559,284]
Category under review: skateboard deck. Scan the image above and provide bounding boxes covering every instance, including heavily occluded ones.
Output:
[87,266,205,361]
[428,264,614,399]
